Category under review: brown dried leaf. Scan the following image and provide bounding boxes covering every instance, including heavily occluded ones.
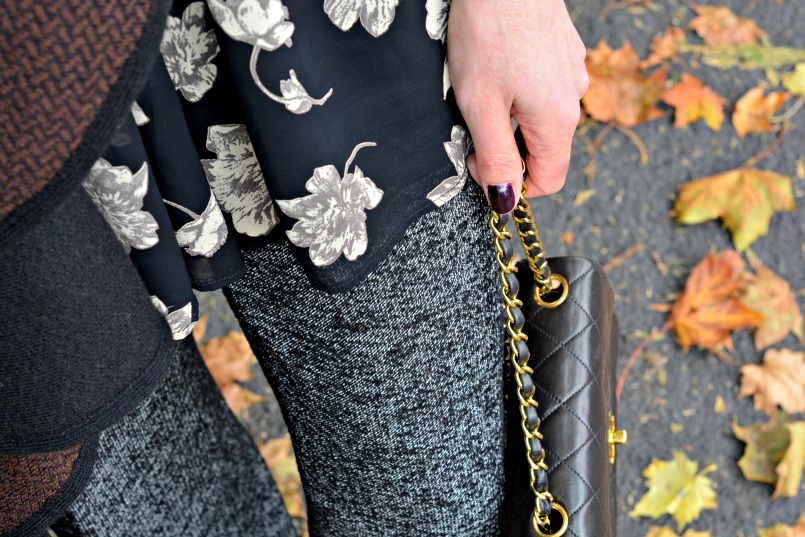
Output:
[674,168,796,251]
[641,27,687,69]
[192,314,208,343]
[740,349,805,416]
[741,256,804,350]
[732,85,789,138]
[689,5,765,46]
[662,73,727,130]
[669,251,762,352]
[582,40,667,127]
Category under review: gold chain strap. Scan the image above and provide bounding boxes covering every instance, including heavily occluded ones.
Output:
[491,190,569,537]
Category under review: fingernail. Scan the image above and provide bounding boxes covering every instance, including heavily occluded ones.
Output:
[486,183,516,214]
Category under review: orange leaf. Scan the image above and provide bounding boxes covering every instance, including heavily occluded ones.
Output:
[689,5,765,46]
[641,27,686,69]
[740,349,805,416]
[582,40,667,127]
[198,330,266,414]
[732,85,789,138]
[259,438,308,524]
[674,167,796,251]
[192,314,208,343]
[741,257,805,350]
[669,251,763,351]
[663,73,727,130]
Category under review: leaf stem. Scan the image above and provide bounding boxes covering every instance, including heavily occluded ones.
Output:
[616,321,672,402]
[770,94,805,124]
[586,121,615,185]
[249,47,333,110]
[163,199,200,220]
[616,125,649,166]
[343,142,378,177]
[741,123,788,169]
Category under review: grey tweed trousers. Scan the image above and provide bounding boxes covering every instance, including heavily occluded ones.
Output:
[226,182,506,536]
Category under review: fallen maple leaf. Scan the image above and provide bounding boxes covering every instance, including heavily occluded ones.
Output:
[583,40,668,127]
[631,450,718,530]
[732,85,789,138]
[689,5,765,46]
[259,437,308,534]
[641,27,686,69]
[674,168,796,251]
[646,527,711,537]
[192,314,208,343]
[662,73,727,130]
[741,349,805,416]
[776,422,805,498]
[758,514,805,536]
[198,330,267,414]
[668,251,762,352]
[733,412,793,486]
[740,256,804,350]
[782,63,805,96]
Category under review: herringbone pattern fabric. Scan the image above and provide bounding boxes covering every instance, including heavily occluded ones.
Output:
[0,0,150,222]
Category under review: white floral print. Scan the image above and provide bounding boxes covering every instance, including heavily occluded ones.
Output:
[151,296,196,340]
[425,0,449,43]
[324,0,399,38]
[163,192,228,257]
[82,159,159,253]
[201,124,279,237]
[442,59,451,98]
[426,126,469,207]
[208,0,332,113]
[277,142,383,266]
[160,2,220,103]
[131,102,150,126]
[207,0,294,51]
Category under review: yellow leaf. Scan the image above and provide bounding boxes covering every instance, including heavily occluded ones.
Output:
[689,5,765,46]
[740,349,805,416]
[668,251,762,352]
[732,85,789,138]
[630,450,718,530]
[774,422,805,498]
[733,412,793,485]
[574,189,597,207]
[740,257,804,350]
[674,168,795,251]
[758,514,805,536]
[662,73,727,130]
[646,527,712,537]
[782,63,805,96]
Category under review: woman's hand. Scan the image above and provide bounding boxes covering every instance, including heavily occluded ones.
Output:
[447,0,588,213]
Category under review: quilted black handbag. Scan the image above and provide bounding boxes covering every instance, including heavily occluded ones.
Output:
[495,138,627,537]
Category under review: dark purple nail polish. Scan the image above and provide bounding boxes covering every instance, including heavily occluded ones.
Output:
[486,183,516,214]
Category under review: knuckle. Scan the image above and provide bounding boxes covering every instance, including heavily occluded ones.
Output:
[577,69,590,97]
[478,153,519,177]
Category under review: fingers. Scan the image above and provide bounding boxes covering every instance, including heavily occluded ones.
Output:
[460,95,524,214]
[518,100,581,197]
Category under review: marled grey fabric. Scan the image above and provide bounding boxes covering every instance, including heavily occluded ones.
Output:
[54,337,294,537]
[226,182,506,536]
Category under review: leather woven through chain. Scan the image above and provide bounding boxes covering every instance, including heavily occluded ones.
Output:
[492,194,567,535]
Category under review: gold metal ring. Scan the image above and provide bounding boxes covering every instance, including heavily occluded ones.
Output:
[532,503,569,537]
[533,274,569,309]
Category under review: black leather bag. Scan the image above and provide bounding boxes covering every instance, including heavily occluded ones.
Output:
[492,197,626,537]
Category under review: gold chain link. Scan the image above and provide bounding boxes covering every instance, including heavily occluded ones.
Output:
[491,209,568,537]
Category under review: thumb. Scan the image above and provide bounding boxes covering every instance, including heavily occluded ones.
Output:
[463,99,523,214]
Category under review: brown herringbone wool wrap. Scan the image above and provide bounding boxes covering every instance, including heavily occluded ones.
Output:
[0,0,166,246]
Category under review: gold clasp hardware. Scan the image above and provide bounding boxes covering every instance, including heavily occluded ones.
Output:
[608,414,628,465]
[533,273,569,309]
[532,503,569,537]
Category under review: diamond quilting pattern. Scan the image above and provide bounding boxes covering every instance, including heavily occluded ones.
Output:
[519,257,619,537]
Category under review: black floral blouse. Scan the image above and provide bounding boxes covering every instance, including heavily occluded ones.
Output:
[86,0,469,339]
